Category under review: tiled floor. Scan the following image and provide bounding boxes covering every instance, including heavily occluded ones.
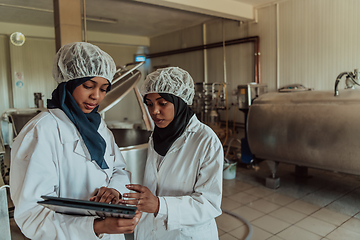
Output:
[217,161,360,240]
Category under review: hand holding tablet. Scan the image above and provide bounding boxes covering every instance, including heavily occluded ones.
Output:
[38,195,137,218]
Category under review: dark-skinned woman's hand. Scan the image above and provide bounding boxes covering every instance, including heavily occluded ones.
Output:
[93,210,142,236]
[89,187,121,204]
[120,184,159,213]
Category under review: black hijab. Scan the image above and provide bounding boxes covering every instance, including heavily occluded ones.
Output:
[47,77,111,169]
[146,93,194,156]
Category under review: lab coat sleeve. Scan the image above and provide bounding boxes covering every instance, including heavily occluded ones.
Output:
[157,197,168,216]
[162,137,223,231]
[107,131,130,196]
[10,125,100,240]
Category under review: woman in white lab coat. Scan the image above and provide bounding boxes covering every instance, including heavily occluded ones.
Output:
[121,67,223,240]
[9,42,141,240]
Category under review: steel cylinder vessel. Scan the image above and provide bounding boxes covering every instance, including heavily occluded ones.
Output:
[110,129,151,185]
[247,89,360,176]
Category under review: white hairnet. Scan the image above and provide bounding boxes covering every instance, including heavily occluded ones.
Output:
[52,42,116,83]
[140,67,195,105]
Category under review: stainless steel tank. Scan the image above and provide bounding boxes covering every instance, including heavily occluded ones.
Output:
[1,108,43,146]
[110,129,151,185]
[247,89,360,176]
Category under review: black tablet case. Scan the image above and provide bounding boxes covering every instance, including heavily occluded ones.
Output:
[38,195,137,218]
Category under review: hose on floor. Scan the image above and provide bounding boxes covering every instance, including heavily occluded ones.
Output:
[222,209,253,240]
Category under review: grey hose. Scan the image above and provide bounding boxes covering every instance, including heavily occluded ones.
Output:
[225,138,241,159]
[222,209,253,240]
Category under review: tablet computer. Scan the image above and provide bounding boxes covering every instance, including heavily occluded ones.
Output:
[37,195,137,218]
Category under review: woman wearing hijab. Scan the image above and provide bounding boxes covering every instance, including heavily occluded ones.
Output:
[121,67,223,240]
[9,42,141,240]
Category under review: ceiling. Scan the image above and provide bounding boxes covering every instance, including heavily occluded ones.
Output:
[0,0,274,38]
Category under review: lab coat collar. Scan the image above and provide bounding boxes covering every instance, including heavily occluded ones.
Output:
[48,109,106,144]
[184,114,201,133]
[150,115,201,155]
[48,109,81,144]
[48,109,106,161]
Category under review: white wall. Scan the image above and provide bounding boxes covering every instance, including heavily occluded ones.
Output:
[250,0,360,91]
[150,24,204,83]
[148,0,360,124]
[9,37,56,109]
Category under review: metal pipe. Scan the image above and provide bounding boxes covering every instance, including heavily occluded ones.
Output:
[254,39,258,83]
[334,71,359,96]
[203,23,208,83]
[83,0,87,42]
[212,82,222,96]
[276,3,280,89]
[5,38,14,108]
[0,3,52,12]
[256,38,261,84]
[222,19,227,83]
[147,36,259,58]
[147,36,260,84]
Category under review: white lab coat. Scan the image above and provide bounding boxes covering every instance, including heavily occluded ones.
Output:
[134,115,223,240]
[10,109,130,240]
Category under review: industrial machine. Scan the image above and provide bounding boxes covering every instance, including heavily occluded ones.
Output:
[247,69,360,188]
[192,81,270,171]
[192,81,270,167]
[237,83,267,164]
[192,82,228,140]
